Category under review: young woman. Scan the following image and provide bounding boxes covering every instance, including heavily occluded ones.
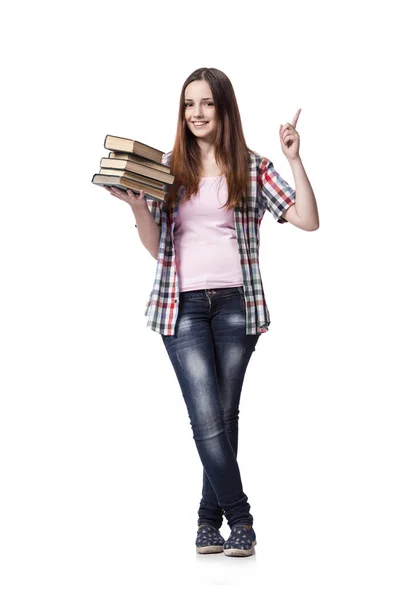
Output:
[104,67,319,557]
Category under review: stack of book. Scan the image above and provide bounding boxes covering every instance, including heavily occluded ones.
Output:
[91,135,174,202]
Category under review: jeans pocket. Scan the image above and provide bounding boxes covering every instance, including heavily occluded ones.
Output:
[238,287,246,312]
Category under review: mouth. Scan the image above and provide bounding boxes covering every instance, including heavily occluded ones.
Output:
[192,121,209,127]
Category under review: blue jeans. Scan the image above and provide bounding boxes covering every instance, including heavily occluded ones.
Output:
[161,286,260,529]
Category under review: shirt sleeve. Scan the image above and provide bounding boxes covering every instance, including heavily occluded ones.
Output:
[134,153,167,229]
[257,157,296,224]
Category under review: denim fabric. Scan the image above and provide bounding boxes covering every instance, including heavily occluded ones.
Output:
[161,286,260,529]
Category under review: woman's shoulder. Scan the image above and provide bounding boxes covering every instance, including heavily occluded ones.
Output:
[161,149,269,168]
[247,148,270,162]
[247,149,272,175]
[162,150,173,167]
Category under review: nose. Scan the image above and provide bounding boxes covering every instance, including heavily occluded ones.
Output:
[189,105,204,118]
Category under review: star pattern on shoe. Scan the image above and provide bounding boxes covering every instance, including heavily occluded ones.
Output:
[195,525,225,553]
[223,525,256,554]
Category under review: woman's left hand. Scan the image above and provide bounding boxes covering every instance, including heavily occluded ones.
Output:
[280,108,301,161]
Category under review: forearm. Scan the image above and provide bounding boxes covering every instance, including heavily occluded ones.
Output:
[131,204,161,259]
[288,156,319,230]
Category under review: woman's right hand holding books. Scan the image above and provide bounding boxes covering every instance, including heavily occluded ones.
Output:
[104,186,147,210]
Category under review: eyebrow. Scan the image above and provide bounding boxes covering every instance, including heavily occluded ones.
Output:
[184,97,214,101]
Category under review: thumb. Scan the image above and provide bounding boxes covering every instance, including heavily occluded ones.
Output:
[127,189,144,197]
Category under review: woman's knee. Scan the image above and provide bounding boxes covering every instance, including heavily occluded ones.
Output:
[189,412,226,442]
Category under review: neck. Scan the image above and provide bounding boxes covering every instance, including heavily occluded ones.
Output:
[196,139,216,160]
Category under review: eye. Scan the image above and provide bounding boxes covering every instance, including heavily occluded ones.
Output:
[184,102,214,107]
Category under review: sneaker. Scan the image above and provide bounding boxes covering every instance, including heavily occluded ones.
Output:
[223,524,257,557]
[195,524,225,554]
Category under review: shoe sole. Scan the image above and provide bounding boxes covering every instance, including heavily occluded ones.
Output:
[196,544,224,554]
[223,540,257,557]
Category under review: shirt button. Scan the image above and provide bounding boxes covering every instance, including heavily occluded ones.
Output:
[174,299,177,303]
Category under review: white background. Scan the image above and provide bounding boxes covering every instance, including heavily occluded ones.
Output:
[1,0,399,598]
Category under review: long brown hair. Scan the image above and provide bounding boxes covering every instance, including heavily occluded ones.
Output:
[164,67,258,212]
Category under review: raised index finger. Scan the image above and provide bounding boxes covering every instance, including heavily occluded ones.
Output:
[291,108,301,128]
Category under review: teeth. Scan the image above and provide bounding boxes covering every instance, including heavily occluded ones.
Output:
[193,122,208,125]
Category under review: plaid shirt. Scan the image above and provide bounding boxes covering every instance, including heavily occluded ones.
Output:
[136,149,296,336]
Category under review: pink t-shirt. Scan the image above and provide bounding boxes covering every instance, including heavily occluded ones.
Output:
[173,175,244,292]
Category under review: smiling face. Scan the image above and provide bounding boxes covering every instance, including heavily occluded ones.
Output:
[184,79,217,143]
